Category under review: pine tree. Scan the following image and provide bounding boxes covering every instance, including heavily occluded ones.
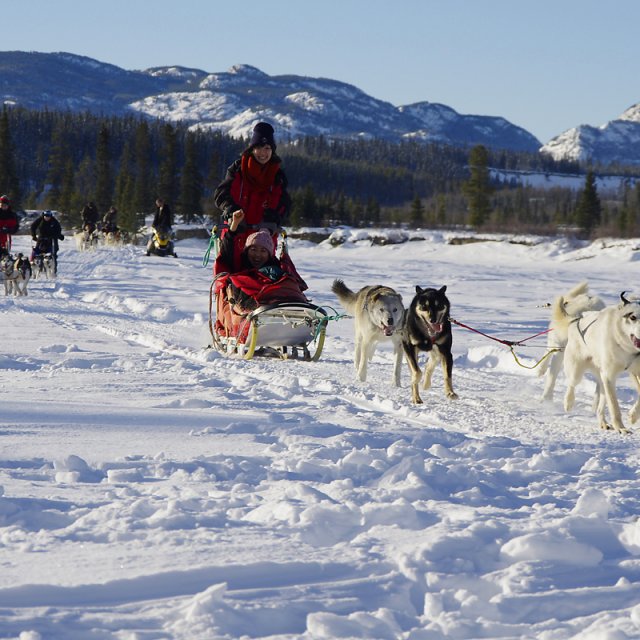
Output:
[0,106,19,205]
[44,123,70,210]
[59,158,79,225]
[410,195,424,228]
[366,196,381,225]
[463,145,492,227]
[157,123,178,205]
[133,121,152,225]
[74,154,96,209]
[574,171,601,237]
[299,185,320,225]
[179,132,203,223]
[114,142,137,232]
[95,125,112,214]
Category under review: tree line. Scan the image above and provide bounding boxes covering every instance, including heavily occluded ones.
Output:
[0,104,638,237]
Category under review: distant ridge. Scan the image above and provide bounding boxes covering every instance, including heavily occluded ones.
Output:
[0,51,541,153]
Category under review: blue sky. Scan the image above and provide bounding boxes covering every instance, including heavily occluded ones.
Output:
[4,0,639,143]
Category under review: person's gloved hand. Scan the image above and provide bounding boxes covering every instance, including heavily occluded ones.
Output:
[59,234,65,241]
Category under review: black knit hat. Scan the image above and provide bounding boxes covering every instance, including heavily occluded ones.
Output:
[250,122,276,150]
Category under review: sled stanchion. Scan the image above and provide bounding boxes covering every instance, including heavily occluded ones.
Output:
[311,324,327,361]
[243,321,259,360]
[208,280,216,344]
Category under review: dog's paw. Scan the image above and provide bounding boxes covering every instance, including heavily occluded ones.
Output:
[447,391,459,400]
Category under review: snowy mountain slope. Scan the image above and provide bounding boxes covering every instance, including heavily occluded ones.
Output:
[541,103,640,166]
[0,51,541,152]
[2,230,640,638]
[0,50,165,114]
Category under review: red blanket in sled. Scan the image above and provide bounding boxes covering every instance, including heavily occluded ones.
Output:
[214,269,308,341]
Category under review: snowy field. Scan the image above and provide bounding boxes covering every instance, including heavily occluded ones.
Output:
[2,228,640,640]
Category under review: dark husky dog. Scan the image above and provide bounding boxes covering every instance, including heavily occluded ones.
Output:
[402,285,458,404]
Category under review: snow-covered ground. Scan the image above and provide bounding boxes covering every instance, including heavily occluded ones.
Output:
[2,229,640,640]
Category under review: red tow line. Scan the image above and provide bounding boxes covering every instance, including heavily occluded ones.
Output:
[449,317,553,347]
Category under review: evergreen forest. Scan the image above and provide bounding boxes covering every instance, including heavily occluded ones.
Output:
[1,105,640,238]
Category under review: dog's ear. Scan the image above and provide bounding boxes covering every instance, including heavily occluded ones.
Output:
[438,285,447,295]
[621,291,631,305]
[415,285,423,294]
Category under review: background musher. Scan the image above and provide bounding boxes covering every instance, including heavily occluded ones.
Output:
[0,195,19,255]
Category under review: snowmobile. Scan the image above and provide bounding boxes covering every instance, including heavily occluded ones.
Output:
[206,226,329,360]
[147,227,177,257]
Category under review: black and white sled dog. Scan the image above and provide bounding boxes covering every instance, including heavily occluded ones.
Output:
[2,253,31,296]
[331,279,405,385]
[31,252,55,279]
[538,281,605,401]
[563,292,640,434]
[401,285,458,405]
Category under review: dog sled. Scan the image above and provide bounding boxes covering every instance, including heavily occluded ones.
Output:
[206,226,329,360]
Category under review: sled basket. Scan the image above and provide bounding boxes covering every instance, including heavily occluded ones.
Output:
[213,300,328,361]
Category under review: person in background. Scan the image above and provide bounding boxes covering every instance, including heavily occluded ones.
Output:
[146,198,173,255]
[153,198,172,230]
[102,205,118,233]
[81,201,99,231]
[0,194,19,255]
[31,210,64,273]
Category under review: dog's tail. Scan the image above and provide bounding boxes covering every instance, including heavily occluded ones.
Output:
[566,281,589,299]
[551,294,574,332]
[331,279,358,312]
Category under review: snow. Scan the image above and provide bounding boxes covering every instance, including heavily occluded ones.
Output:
[2,228,640,639]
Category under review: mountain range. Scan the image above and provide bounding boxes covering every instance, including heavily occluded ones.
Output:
[1,51,639,166]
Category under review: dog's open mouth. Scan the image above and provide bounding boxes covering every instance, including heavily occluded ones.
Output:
[632,335,640,349]
[381,324,395,336]
[428,322,444,335]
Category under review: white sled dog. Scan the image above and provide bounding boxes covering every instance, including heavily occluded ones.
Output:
[563,292,640,434]
[331,279,405,385]
[538,281,604,401]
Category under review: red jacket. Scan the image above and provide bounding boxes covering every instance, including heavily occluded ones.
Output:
[0,207,19,234]
[214,154,290,227]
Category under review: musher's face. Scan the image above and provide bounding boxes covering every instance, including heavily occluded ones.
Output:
[247,245,270,268]
[252,144,273,165]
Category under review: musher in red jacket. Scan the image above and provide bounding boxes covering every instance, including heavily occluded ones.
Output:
[213,122,290,275]
[0,195,19,255]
